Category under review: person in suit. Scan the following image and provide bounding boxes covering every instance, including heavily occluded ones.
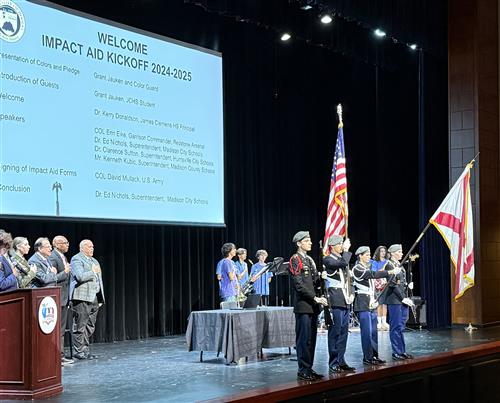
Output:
[10,237,37,288]
[0,229,18,292]
[28,238,58,288]
[289,231,328,381]
[323,234,355,373]
[49,235,73,365]
[70,239,105,360]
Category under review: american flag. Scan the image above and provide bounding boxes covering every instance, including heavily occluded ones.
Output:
[323,124,348,253]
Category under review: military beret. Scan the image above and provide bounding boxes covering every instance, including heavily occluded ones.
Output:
[355,246,370,256]
[327,234,344,246]
[292,231,310,243]
[388,244,403,253]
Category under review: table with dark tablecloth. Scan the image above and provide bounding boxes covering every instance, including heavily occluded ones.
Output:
[186,306,295,363]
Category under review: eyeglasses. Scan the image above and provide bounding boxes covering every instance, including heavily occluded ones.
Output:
[58,241,69,245]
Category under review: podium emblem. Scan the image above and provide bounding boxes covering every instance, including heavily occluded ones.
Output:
[38,296,58,334]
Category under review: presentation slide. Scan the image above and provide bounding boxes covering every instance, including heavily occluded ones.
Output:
[0,0,224,225]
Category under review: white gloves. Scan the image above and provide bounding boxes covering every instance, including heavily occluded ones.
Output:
[321,271,328,280]
[343,238,351,252]
[347,295,355,305]
[408,282,414,290]
[391,266,402,275]
[314,296,329,306]
[402,297,414,307]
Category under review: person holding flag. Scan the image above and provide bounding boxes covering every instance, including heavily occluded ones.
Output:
[322,104,356,373]
[381,244,415,360]
[323,235,354,373]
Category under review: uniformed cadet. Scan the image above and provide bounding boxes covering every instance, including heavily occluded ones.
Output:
[323,234,355,373]
[352,246,401,365]
[380,244,415,360]
[289,231,328,381]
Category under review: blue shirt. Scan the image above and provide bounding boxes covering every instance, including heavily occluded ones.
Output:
[250,262,273,296]
[370,259,387,271]
[234,260,249,286]
[216,259,224,295]
[219,259,238,298]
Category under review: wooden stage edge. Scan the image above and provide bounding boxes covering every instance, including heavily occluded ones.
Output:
[204,340,500,402]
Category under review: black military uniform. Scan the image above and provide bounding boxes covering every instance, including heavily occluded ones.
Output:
[380,245,413,360]
[289,231,322,381]
[352,250,391,365]
[323,248,353,371]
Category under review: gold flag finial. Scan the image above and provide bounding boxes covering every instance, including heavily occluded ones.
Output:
[468,152,480,169]
[337,104,343,128]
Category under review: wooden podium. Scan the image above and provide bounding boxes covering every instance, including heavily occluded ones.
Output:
[0,287,63,399]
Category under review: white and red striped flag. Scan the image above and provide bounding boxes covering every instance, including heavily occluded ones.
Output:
[430,162,475,300]
[323,122,348,253]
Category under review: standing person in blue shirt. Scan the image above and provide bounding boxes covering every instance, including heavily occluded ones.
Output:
[371,246,389,330]
[234,248,249,288]
[250,250,273,306]
[218,243,238,302]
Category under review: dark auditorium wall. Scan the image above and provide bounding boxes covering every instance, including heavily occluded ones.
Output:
[2,0,448,340]
[449,0,500,326]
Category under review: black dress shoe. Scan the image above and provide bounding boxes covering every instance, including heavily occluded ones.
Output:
[339,364,356,372]
[87,354,98,360]
[402,353,414,359]
[373,357,386,364]
[297,371,315,381]
[329,365,343,373]
[392,353,406,361]
[310,369,324,379]
[74,354,86,360]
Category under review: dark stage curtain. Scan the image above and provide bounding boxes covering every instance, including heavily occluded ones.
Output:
[2,0,447,340]
[418,52,451,328]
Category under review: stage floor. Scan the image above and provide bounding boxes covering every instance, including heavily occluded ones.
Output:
[19,326,500,402]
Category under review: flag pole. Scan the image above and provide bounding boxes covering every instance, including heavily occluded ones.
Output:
[401,154,479,265]
[336,104,347,238]
[465,152,479,333]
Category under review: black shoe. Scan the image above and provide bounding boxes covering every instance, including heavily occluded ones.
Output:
[402,353,414,359]
[373,357,386,364]
[87,354,98,360]
[297,371,315,381]
[74,354,86,360]
[392,353,406,361]
[339,364,356,372]
[329,365,343,373]
[310,369,324,379]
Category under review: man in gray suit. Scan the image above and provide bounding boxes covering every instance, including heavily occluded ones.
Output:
[70,239,105,360]
[49,235,73,365]
[28,237,58,288]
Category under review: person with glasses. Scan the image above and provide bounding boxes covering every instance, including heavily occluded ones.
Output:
[28,237,58,288]
[49,236,73,365]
